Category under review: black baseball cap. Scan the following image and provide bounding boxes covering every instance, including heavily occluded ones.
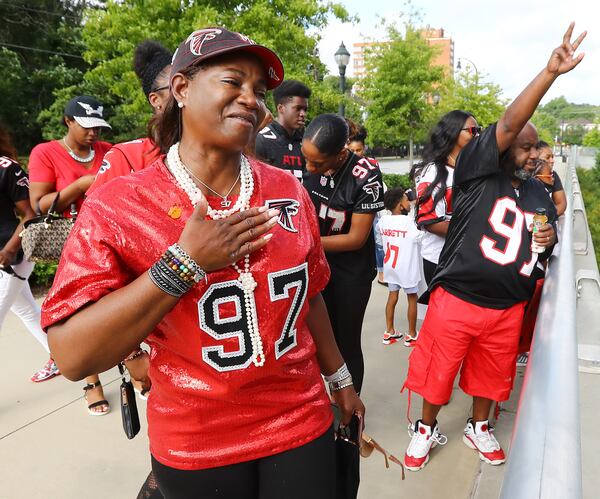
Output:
[64,95,111,129]
[170,27,284,89]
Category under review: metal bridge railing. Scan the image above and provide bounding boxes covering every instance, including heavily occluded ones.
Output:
[499,161,582,499]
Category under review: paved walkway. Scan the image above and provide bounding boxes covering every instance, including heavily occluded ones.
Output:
[0,284,518,499]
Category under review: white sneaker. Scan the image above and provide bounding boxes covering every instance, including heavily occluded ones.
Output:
[404,419,447,471]
[463,418,506,465]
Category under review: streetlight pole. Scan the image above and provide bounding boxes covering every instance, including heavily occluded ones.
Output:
[456,57,479,92]
[334,42,350,117]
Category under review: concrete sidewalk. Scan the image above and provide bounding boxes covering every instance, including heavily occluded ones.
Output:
[0,285,513,499]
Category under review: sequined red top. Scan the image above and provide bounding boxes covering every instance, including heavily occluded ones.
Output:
[42,158,333,470]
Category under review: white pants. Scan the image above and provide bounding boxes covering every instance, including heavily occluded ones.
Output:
[0,260,49,353]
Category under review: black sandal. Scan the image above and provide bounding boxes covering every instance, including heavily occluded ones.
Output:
[83,381,110,416]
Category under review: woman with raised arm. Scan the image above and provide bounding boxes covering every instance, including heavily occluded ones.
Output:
[43,27,363,499]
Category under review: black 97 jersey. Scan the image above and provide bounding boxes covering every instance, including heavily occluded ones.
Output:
[0,156,29,247]
[303,153,384,283]
[255,121,305,181]
[430,124,557,309]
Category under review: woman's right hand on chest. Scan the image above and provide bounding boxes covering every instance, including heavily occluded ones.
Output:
[177,196,280,272]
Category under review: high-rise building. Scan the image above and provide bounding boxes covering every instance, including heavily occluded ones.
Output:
[352,27,454,78]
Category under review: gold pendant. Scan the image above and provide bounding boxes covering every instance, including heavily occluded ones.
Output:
[168,205,182,219]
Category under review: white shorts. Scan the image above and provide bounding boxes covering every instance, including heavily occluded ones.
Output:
[388,283,418,294]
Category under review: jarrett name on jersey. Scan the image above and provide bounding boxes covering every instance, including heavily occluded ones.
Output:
[255,121,304,181]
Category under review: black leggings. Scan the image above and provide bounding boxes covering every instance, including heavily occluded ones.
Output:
[321,279,372,394]
[151,426,335,499]
[422,258,438,286]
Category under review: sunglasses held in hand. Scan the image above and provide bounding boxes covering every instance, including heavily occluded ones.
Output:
[335,411,405,480]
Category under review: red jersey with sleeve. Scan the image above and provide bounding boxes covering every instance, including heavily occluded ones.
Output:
[379,214,423,288]
[303,153,384,284]
[415,163,453,264]
[87,137,161,196]
[27,140,111,214]
[429,124,557,309]
[41,158,333,471]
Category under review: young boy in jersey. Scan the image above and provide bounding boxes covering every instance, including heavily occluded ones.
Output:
[379,187,422,346]
[255,79,311,181]
[402,23,585,472]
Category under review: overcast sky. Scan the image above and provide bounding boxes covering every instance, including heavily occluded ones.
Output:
[317,0,597,105]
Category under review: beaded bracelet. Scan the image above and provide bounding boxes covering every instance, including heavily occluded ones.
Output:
[148,244,206,297]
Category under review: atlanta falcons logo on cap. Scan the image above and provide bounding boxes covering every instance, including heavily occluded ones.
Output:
[187,28,223,56]
[78,102,103,117]
[363,180,381,202]
[265,199,299,233]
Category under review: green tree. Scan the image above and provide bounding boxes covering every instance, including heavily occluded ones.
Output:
[531,110,559,144]
[436,69,506,127]
[359,24,445,158]
[0,1,97,153]
[39,0,350,143]
[582,128,600,148]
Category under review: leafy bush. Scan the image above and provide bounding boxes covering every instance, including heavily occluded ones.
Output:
[383,173,412,189]
[577,166,600,263]
[30,262,58,289]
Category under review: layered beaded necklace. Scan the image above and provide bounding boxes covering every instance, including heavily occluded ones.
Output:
[166,143,264,367]
[62,138,95,163]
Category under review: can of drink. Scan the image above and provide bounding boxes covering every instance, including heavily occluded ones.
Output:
[531,208,548,253]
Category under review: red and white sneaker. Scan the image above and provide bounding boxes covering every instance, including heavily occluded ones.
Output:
[382,330,403,345]
[404,331,419,347]
[404,419,447,471]
[463,418,506,465]
[31,358,61,383]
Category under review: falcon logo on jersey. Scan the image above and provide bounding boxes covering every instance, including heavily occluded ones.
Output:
[16,177,29,188]
[363,181,381,202]
[78,102,104,117]
[187,28,222,55]
[265,199,299,233]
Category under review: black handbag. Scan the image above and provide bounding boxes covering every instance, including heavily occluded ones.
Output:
[20,192,77,263]
[118,362,141,439]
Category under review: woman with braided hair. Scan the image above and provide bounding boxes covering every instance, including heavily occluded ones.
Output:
[87,40,172,195]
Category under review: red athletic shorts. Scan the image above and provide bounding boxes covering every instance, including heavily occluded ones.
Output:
[403,287,526,404]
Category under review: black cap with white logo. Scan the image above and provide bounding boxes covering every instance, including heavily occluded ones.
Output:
[64,95,111,129]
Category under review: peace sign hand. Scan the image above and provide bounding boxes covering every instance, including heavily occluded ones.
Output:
[547,22,586,76]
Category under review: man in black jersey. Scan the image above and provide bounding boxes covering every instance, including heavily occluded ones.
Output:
[403,23,586,472]
[255,80,310,181]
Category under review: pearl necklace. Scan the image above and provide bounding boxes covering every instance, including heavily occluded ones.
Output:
[181,162,240,208]
[166,143,264,367]
[62,138,95,163]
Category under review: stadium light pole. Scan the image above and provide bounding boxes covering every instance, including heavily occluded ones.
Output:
[334,42,351,117]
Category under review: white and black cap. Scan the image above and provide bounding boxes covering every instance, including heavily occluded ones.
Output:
[64,95,111,129]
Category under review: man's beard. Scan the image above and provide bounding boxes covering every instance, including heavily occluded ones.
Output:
[513,166,533,181]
